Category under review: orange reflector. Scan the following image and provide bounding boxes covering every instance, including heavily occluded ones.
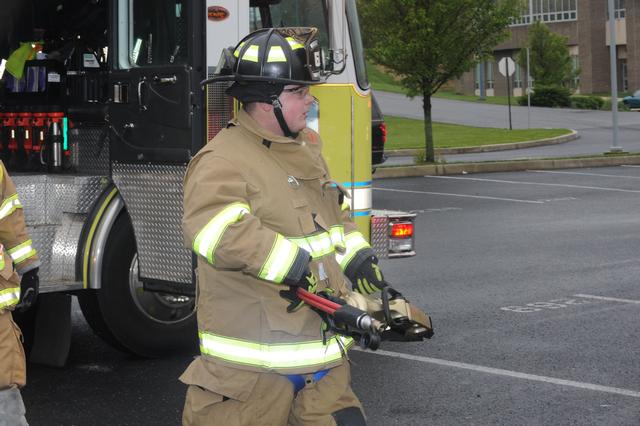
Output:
[391,222,413,238]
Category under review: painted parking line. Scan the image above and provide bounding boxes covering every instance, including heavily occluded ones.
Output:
[373,187,543,204]
[423,175,640,194]
[530,170,640,179]
[357,348,640,399]
[574,294,640,305]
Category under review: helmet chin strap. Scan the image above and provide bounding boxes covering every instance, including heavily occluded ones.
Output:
[270,95,298,138]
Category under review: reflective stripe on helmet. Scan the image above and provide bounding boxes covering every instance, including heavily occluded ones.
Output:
[286,37,305,50]
[259,234,300,283]
[199,331,353,370]
[233,41,246,58]
[193,202,251,264]
[334,232,370,270]
[267,46,287,63]
[8,240,36,265]
[241,45,260,62]
[0,287,20,310]
[0,194,22,221]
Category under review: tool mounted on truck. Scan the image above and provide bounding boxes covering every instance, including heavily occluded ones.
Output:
[296,287,433,351]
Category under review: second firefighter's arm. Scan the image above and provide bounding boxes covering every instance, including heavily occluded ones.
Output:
[182,154,308,285]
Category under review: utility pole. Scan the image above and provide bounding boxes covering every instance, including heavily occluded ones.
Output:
[607,0,623,153]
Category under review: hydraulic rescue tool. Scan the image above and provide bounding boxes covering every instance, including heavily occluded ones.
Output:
[296,287,434,350]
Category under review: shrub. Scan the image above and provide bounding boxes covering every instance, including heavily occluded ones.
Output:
[570,96,605,110]
[517,85,571,107]
[602,99,631,111]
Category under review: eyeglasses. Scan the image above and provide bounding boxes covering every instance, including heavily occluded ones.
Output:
[282,86,310,98]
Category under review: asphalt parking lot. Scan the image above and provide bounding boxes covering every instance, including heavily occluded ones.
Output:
[22,166,640,426]
[361,165,640,425]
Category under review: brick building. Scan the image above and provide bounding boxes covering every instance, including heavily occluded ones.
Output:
[454,0,636,96]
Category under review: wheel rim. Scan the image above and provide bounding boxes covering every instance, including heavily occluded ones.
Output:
[128,254,195,324]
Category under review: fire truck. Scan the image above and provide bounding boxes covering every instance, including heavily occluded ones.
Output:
[0,0,415,361]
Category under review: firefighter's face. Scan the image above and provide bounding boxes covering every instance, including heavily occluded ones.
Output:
[279,85,313,133]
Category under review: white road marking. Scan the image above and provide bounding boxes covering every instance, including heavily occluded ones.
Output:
[373,187,543,204]
[422,175,640,194]
[530,170,640,179]
[574,294,640,305]
[621,165,640,168]
[356,348,640,398]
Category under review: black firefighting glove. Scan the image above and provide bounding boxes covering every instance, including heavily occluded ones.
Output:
[352,256,388,295]
[279,269,318,313]
[17,267,39,312]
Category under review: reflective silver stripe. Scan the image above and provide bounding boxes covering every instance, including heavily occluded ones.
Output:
[0,194,22,220]
[259,235,299,283]
[199,331,353,370]
[335,232,370,269]
[0,287,20,309]
[8,240,36,264]
[193,202,251,264]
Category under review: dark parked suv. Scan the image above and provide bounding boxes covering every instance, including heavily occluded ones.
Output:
[371,94,387,167]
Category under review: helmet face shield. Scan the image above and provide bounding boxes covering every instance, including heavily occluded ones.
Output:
[203,27,326,87]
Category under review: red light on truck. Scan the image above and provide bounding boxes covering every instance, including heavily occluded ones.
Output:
[391,222,413,238]
[380,122,387,144]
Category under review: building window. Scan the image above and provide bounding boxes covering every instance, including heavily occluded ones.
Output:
[474,63,481,90]
[606,0,625,19]
[571,54,580,89]
[486,61,494,90]
[511,0,577,26]
[513,62,523,89]
[621,59,628,92]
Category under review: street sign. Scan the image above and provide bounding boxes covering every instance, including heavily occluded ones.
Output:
[498,57,516,77]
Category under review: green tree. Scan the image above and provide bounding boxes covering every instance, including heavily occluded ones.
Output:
[517,21,577,86]
[358,0,521,162]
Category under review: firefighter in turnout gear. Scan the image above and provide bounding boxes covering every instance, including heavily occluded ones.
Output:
[181,28,388,425]
[0,161,40,426]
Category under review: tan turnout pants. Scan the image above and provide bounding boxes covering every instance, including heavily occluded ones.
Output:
[182,361,364,426]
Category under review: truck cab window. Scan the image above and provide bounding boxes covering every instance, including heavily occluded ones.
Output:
[249,0,329,54]
[117,0,187,69]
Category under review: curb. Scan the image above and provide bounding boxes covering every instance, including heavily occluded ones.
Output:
[373,154,640,179]
[385,129,579,157]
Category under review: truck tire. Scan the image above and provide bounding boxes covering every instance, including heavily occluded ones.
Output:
[79,212,197,357]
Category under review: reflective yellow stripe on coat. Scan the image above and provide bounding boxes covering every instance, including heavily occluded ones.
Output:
[199,331,353,370]
[8,239,36,265]
[334,232,370,270]
[0,287,20,310]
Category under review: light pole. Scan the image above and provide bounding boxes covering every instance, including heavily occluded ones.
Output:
[607,0,623,153]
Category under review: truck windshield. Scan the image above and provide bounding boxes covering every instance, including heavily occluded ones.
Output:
[249,0,329,53]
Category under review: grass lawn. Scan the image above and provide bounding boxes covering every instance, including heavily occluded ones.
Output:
[384,115,572,150]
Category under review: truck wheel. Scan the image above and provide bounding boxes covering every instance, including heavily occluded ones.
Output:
[80,213,197,357]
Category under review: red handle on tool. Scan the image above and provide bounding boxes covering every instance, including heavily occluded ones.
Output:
[296,288,341,314]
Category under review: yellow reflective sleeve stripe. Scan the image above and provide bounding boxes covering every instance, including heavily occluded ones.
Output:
[199,331,353,370]
[289,226,345,260]
[341,202,350,212]
[241,45,259,62]
[335,232,370,269]
[267,46,287,63]
[0,194,22,220]
[8,240,36,264]
[285,37,304,50]
[0,287,20,310]
[259,234,299,283]
[193,202,250,264]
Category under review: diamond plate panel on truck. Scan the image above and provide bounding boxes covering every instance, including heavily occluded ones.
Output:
[14,175,107,225]
[206,79,233,142]
[69,126,110,175]
[112,162,191,284]
[12,175,108,291]
[370,214,389,259]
